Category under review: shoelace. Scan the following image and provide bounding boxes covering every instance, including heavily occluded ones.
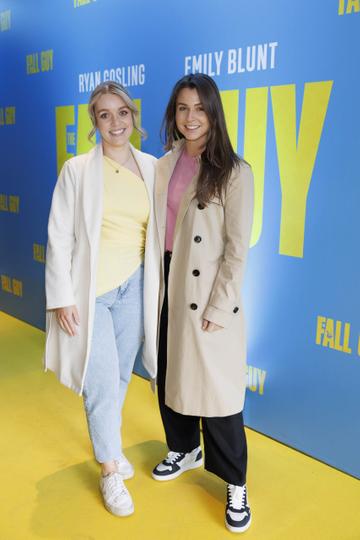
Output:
[165,451,185,464]
[228,484,246,510]
[104,473,128,504]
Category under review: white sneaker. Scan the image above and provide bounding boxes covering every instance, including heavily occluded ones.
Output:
[115,453,134,480]
[225,483,251,533]
[152,446,203,481]
[99,472,134,516]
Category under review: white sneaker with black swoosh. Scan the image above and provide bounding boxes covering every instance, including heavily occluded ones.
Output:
[152,446,203,481]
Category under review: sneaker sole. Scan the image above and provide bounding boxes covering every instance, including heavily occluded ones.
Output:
[104,501,134,517]
[119,470,134,481]
[152,458,203,481]
[225,514,252,533]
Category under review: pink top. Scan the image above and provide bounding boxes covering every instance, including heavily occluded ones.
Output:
[165,149,199,252]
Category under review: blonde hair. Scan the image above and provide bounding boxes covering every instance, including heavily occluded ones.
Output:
[87,81,146,142]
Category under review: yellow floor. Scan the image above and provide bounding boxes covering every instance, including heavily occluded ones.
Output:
[0,312,359,540]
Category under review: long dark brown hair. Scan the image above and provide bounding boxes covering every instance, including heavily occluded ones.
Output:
[162,73,241,206]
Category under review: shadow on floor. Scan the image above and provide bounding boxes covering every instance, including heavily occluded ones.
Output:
[31,459,99,540]
[31,439,229,539]
[30,440,169,540]
[188,472,225,505]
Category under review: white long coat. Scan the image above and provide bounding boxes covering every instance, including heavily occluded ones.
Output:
[44,143,160,394]
[155,141,254,417]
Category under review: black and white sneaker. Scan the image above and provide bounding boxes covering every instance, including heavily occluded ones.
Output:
[225,483,251,533]
[152,446,203,481]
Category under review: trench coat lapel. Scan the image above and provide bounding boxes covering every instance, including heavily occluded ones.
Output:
[82,144,104,253]
[173,174,197,243]
[154,143,183,258]
[130,144,152,194]
[155,139,199,251]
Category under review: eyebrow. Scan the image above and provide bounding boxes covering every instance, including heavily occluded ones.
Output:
[177,101,203,106]
[96,106,129,113]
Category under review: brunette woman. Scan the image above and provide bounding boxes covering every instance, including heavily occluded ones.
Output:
[152,74,254,533]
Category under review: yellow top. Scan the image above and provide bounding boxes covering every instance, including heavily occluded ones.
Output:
[96,156,149,296]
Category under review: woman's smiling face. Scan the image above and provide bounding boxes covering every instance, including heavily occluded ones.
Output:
[175,87,210,146]
[95,92,133,148]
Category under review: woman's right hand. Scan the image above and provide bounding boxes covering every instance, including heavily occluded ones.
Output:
[55,305,80,336]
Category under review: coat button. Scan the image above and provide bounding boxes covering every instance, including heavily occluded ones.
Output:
[197,203,205,210]
[233,307,239,313]
[192,269,200,276]
[190,303,198,310]
[194,235,202,243]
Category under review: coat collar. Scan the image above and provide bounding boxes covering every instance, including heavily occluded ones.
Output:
[130,144,152,188]
[82,144,103,250]
[155,139,199,256]
[155,139,185,195]
[82,142,154,251]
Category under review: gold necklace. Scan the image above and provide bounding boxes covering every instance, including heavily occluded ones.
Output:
[104,153,132,174]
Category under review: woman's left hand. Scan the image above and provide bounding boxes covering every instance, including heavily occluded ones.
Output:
[202,319,224,332]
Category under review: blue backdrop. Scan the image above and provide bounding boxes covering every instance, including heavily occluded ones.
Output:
[0,0,359,478]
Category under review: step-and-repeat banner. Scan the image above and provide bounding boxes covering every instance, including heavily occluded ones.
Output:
[0,0,359,477]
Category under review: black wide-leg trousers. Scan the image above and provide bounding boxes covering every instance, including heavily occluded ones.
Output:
[157,251,248,486]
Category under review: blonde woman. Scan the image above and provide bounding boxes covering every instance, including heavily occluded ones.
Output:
[44,82,159,516]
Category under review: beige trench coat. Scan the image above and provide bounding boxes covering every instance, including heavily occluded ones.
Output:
[44,143,160,394]
[155,141,254,417]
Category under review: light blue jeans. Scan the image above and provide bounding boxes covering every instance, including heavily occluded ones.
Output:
[83,264,144,463]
